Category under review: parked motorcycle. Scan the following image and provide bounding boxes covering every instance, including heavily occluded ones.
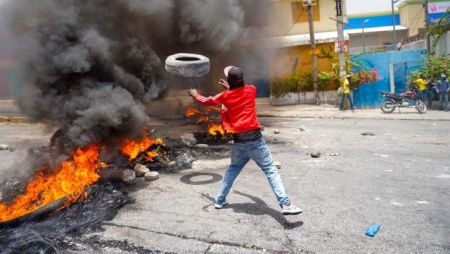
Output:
[379,89,427,114]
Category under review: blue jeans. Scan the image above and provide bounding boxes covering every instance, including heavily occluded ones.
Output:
[215,137,290,207]
[418,90,426,100]
[339,93,354,109]
[427,90,435,109]
[439,93,449,110]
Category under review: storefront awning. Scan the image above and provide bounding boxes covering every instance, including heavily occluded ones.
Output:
[345,25,408,35]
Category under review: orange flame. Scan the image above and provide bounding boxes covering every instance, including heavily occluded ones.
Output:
[196,116,209,124]
[121,132,165,162]
[0,145,101,223]
[208,123,224,136]
[186,107,232,137]
[146,150,159,162]
[186,108,200,117]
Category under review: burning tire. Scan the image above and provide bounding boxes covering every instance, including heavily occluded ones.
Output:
[165,53,210,78]
[0,196,67,228]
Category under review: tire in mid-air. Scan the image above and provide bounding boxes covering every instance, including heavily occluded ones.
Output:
[165,53,210,78]
[380,99,395,113]
[415,99,427,114]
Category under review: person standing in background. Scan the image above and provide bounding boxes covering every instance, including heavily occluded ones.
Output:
[436,74,449,111]
[415,74,427,100]
[339,75,355,111]
[427,77,437,110]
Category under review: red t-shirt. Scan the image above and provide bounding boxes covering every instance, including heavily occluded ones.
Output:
[194,85,261,133]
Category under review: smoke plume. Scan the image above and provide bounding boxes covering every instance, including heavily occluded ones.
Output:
[1,0,269,149]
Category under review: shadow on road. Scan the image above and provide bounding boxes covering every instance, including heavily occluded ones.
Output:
[200,191,303,230]
[180,172,222,185]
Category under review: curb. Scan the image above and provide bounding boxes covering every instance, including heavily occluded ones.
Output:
[257,114,450,121]
[0,116,29,124]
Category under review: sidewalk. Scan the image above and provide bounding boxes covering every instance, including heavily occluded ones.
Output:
[256,98,450,121]
[0,100,28,123]
[2,98,450,123]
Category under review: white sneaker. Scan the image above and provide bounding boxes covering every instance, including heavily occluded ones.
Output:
[282,203,303,215]
[215,200,228,209]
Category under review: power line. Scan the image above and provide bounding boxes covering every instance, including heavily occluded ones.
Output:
[408,5,424,33]
[279,0,305,37]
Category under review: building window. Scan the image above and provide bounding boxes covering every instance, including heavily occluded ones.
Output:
[291,0,320,23]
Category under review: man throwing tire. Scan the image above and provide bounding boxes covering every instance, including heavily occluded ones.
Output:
[188,66,302,215]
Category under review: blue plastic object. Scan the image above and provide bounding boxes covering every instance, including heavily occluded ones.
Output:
[365,223,380,237]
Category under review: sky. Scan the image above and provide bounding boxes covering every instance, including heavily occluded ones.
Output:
[346,0,402,15]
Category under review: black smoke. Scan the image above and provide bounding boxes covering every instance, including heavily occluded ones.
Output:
[0,0,269,149]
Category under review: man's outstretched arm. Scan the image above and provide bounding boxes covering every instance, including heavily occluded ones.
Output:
[188,89,224,106]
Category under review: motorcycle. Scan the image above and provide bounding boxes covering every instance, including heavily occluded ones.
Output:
[379,89,427,114]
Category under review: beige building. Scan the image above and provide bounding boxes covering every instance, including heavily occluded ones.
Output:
[398,0,450,37]
[267,0,346,36]
[398,0,427,37]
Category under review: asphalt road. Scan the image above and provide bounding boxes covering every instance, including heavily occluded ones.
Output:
[0,117,449,253]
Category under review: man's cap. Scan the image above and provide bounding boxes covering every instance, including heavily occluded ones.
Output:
[224,66,234,77]
[224,66,244,89]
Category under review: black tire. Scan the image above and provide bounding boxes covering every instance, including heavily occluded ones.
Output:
[416,99,427,114]
[165,53,210,78]
[380,99,395,113]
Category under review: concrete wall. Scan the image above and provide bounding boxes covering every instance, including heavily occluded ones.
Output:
[401,31,450,56]
[269,42,343,78]
[401,40,426,51]
[270,91,340,106]
[351,49,426,108]
[267,0,345,36]
[349,30,408,49]
[434,31,450,56]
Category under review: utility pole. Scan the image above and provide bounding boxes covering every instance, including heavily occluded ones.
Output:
[391,0,397,49]
[424,0,431,57]
[362,19,369,54]
[336,0,346,78]
[307,0,319,105]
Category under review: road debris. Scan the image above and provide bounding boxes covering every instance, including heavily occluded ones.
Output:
[181,133,197,146]
[311,151,321,158]
[0,144,10,150]
[274,161,281,169]
[274,129,280,134]
[361,132,376,136]
[144,171,160,181]
[196,144,209,149]
[330,153,340,156]
[134,164,150,177]
[244,243,256,249]
[366,223,380,237]
[99,169,136,182]
[299,125,306,131]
